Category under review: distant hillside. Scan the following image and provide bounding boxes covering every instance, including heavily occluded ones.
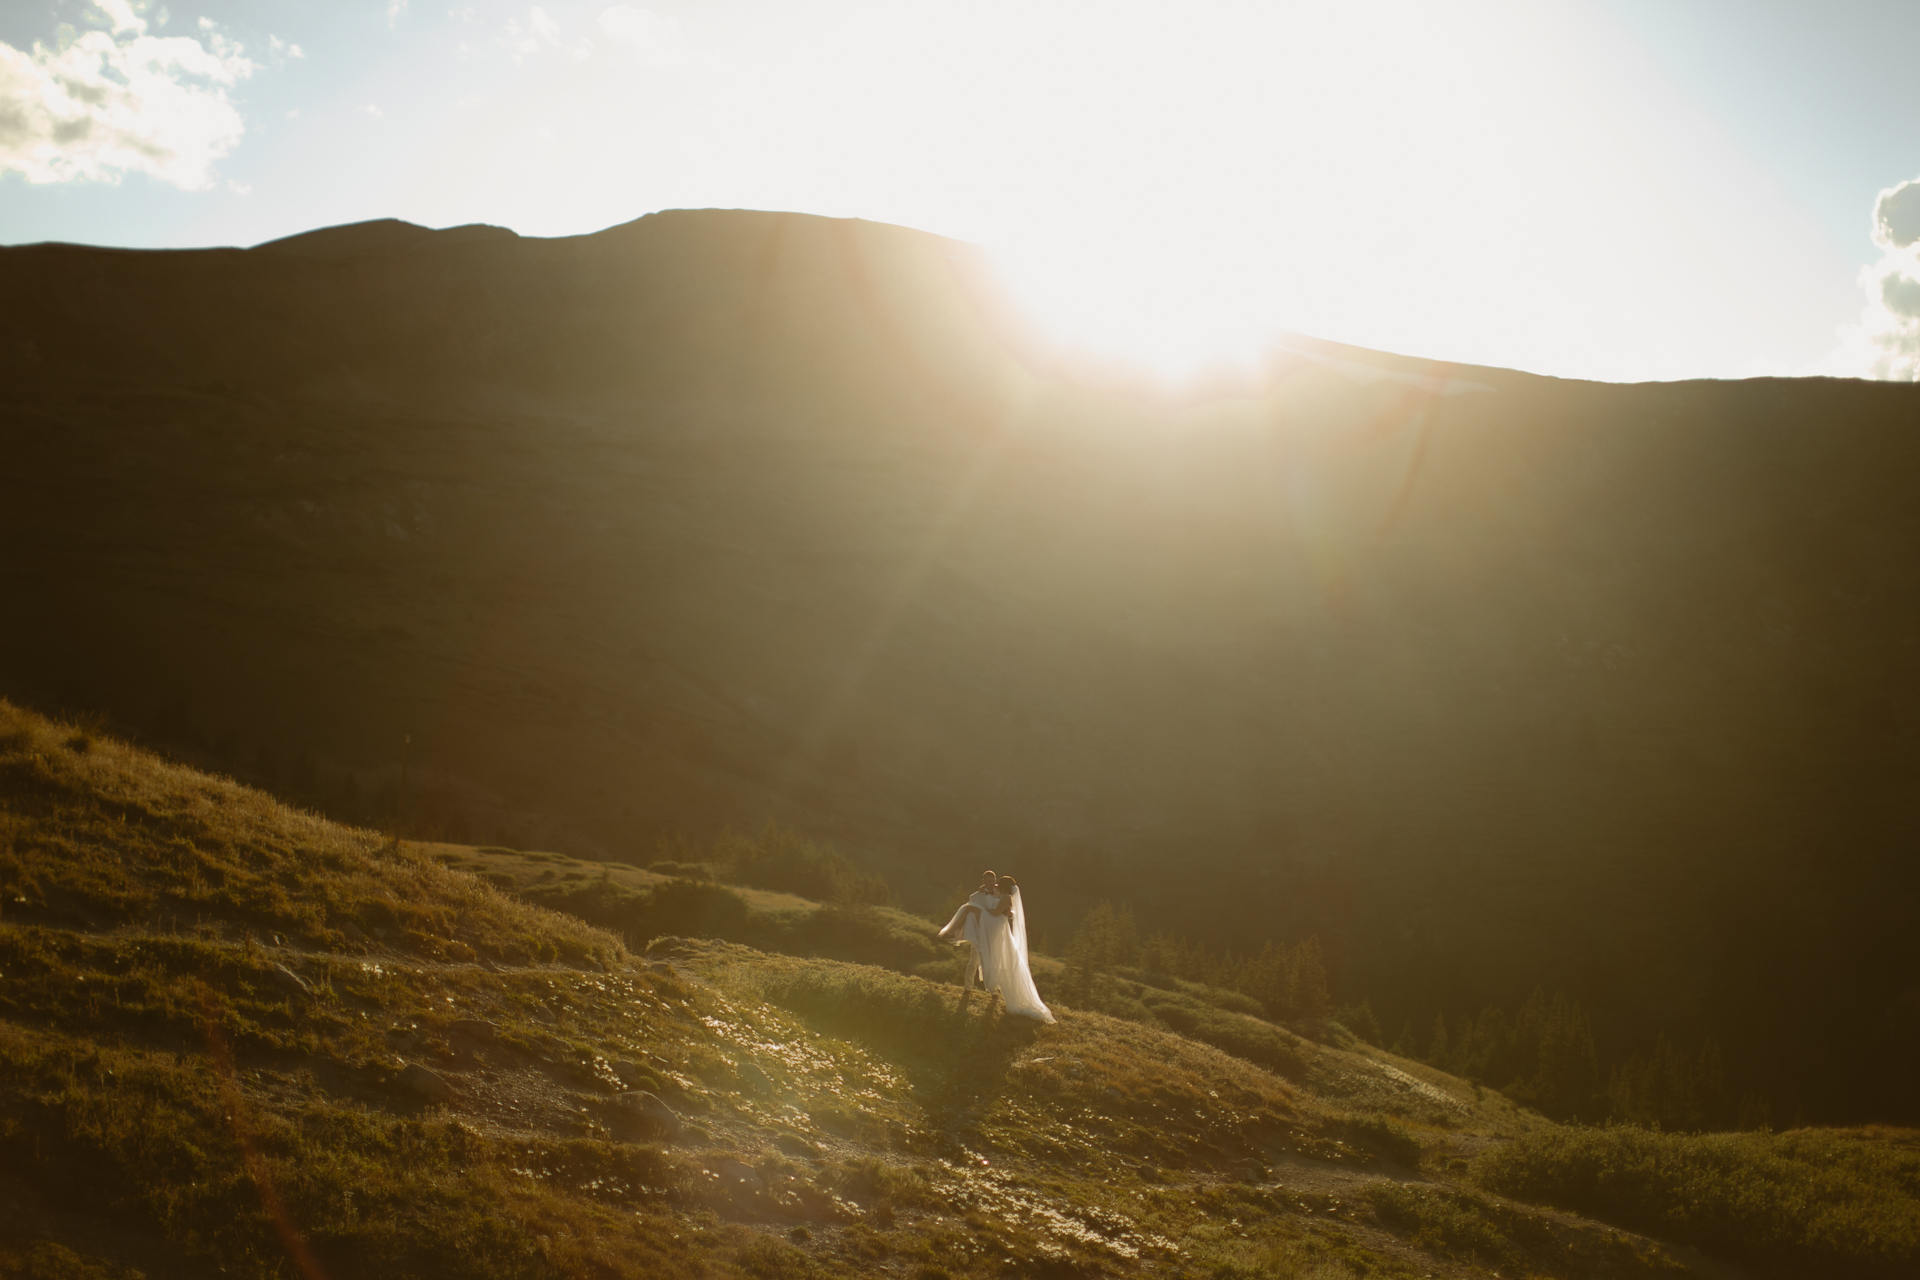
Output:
[2,211,1919,1125]
[9,700,1919,1278]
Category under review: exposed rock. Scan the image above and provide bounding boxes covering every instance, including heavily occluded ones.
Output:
[385,1026,423,1052]
[342,922,369,944]
[736,1061,772,1094]
[400,1063,453,1103]
[612,1090,680,1139]
[449,1018,496,1042]
[270,963,310,996]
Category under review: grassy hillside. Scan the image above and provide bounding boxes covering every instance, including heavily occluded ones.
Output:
[3,210,1920,1128]
[6,701,1919,1278]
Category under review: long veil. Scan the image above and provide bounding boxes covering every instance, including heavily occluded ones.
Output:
[995,886,1055,1023]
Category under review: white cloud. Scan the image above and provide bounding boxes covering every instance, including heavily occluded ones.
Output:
[597,5,694,70]
[97,0,148,35]
[1873,178,1920,250]
[0,2,256,189]
[501,6,589,62]
[388,0,408,28]
[1835,176,1920,380]
[361,103,384,119]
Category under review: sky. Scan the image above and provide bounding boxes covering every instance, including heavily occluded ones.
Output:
[3,0,1919,384]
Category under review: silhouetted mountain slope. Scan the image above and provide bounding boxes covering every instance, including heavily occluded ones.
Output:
[40,699,1902,1280]
[3,211,1918,1124]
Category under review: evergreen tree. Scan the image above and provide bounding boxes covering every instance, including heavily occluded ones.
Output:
[1509,988,1550,1090]
[1291,937,1332,1019]
[1332,1000,1384,1046]
[1066,901,1139,1001]
[1607,1035,1732,1131]
[1530,992,1600,1119]
[1086,902,1138,968]
[1241,941,1294,1018]
[1455,1005,1511,1083]
[1428,1013,1451,1067]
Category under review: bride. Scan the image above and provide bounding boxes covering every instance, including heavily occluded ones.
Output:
[939,871,1054,1023]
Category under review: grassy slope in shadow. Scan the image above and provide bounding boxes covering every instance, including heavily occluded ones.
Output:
[2,699,1915,1279]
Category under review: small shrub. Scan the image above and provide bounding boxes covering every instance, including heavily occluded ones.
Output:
[632,880,754,946]
[1290,1018,1358,1050]
[1330,1001,1383,1047]
[1471,1124,1920,1278]
[693,825,892,906]
[1058,979,1305,1080]
[783,903,944,971]
[744,962,1021,1078]
[1335,1113,1422,1166]
[1366,1185,1516,1269]
[647,860,714,881]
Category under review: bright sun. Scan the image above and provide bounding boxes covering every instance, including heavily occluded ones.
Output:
[983,237,1286,385]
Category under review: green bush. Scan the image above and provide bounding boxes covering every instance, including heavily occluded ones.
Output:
[700,825,892,906]
[748,963,992,1066]
[1149,1001,1303,1079]
[1331,1000,1383,1047]
[1366,1185,1516,1269]
[525,877,751,947]
[1471,1124,1920,1278]
[1336,1113,1423,1167]
[1043,974,1305,1080]
[784,903,945,971]
[645,860,714,881]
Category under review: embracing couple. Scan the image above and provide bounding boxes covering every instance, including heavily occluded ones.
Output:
[938,870,1055,1023]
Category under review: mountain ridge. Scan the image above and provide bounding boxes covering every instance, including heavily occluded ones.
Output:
[3,210,1918,1126]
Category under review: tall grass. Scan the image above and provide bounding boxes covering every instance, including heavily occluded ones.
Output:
[0,700,619,969]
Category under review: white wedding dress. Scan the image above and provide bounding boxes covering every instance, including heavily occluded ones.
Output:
[940,889,996,986]
[940,887,1054,1023]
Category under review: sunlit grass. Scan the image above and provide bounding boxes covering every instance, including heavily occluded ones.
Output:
[4,697,1916,1279]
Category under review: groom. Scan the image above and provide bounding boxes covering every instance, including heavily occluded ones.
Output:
[944,870,1012,991]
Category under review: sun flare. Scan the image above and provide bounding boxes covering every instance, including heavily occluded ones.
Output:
[983,239,1287,385]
